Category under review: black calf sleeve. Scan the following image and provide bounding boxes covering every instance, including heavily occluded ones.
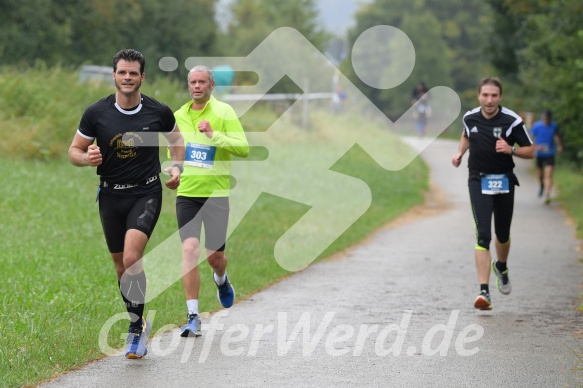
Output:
[119,271,147,328]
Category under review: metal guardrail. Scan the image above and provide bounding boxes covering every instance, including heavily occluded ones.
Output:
[221,93,336,128]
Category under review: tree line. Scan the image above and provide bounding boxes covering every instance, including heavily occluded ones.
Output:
[484,0,583,166]
[0,0,328,81]
[1,0,581,166]
[343,0,582,166]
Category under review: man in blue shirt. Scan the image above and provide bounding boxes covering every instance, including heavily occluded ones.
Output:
[530,110,563,204]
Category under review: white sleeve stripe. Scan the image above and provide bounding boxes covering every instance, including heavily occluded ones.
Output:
[462,121,470,136]
[77,129,94,141]
[505,117,523,137]
[462,108,480,136]
[504,119,533,145]
[521,124,534,143]
[501,107,522,120]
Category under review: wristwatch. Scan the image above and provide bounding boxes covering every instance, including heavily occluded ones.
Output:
[511,146,516,155]
[173,163,184,174]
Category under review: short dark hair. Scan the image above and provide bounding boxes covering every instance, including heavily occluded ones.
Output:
[478,77,503,95]
[113,49,145,74]
[542,109,552,119]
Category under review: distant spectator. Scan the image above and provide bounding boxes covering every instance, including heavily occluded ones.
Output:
[332,84,347,113]
[411,81,428,103]
[411,81,431,137]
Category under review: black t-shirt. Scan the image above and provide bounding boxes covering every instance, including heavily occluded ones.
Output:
[462,106,532,175]
[78,94,176,191]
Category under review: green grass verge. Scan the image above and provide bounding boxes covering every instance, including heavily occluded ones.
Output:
[555,165,583,240]
[554,163,583,312]
[0,65,188,161]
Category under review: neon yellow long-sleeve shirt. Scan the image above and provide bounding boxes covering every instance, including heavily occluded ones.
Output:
[174,96,249,197]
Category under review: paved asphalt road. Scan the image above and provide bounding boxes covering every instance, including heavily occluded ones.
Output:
[40,138,582,388]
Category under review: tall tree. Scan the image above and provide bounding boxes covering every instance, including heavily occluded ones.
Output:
[344,0,465,117]
[69,0,218,80]
[483,0,524,81]
[224,0,330,56]
[0,0,218,81]
[489,0,583,166]
[0,0,75,65]
[423,0,494,94]
[221,0,332,93]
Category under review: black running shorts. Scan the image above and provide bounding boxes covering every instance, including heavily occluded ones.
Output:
[536,155,555,169]
[98,191,162,253]
[176,196,229,251]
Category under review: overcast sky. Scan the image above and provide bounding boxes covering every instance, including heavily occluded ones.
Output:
[316,0,373,36]
[216,0,374,37]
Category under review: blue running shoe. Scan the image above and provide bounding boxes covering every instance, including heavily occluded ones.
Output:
[215,273,235,308]
[180,314,202,337]
[125,318,151,359]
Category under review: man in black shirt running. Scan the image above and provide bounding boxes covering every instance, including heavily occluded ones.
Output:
[69,49,185,358]
[451,77,534,310]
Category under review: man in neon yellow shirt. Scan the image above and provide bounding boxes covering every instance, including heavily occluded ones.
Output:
[174,65,249,336]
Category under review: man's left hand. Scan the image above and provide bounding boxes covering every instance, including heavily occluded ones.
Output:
[164,166,181,189]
